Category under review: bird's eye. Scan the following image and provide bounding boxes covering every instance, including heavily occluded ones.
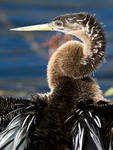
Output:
[54,20,63,27]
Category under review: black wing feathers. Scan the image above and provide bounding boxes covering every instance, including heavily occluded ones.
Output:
[0,114,35,150]
[0,96,31,131]
[71,110,104,150]
[0,95,48,150]
[69,99,113,150]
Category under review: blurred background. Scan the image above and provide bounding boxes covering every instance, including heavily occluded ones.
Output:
[0,0,113,98]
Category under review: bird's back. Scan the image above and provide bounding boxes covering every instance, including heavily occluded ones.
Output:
[1,76,113,150]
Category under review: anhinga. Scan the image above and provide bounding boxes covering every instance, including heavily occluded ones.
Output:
[0,12,113,150]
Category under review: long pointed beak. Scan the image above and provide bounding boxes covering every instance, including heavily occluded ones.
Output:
[10,23,53,31]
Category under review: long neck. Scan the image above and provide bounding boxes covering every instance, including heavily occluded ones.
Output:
[47,17,106,90]
[71,18,106,65]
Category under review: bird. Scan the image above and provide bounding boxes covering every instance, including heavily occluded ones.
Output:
[0,12,113,150]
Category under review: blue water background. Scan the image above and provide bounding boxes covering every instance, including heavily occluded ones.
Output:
[0,0,113,97]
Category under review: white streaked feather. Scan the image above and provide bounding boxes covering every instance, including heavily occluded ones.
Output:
[21,114,30,128]
[79,127,84,150]
[95,115,101,128]
[27,115,36,132]
[84,118,103,150]
[0,114,35,150]
[0,130,15,147]
[75,133,79,149]
[12,126,28,150]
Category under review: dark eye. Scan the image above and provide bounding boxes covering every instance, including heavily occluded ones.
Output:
[54,20,63,27]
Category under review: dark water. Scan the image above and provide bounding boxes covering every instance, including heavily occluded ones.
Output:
[0,0,113,97]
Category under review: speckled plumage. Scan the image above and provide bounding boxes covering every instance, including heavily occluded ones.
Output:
[0,12,113,150]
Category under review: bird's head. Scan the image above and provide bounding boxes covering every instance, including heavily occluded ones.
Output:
[10,12,92,35]
[51,13,87,33]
